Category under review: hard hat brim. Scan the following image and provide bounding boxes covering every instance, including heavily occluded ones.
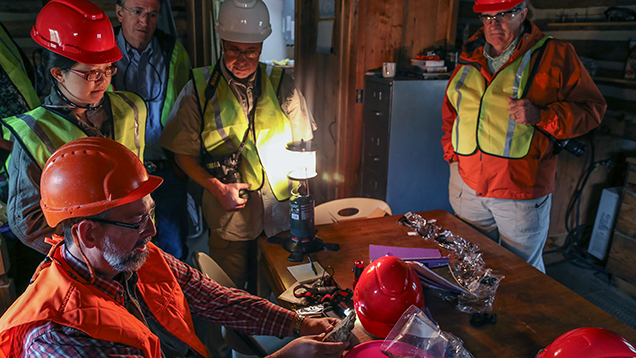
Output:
[473,0,524,13]
[42,175,163,228]
[31,26,123,64]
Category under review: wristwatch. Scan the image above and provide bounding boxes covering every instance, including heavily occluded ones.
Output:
[293,315,305,337]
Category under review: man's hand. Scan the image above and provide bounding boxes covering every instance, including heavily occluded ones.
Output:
[301,317,340,336]
[508,98,541,125]
[214,182,252,211]
[270,334,349,358]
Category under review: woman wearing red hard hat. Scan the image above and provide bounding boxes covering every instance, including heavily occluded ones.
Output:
[0,0,148,291]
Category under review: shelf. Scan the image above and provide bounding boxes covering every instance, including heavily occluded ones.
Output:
[593,77,636,86]
[543,21,636,31]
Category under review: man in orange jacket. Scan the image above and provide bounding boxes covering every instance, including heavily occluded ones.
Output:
[441,0,606,272]
[0,137,349,358]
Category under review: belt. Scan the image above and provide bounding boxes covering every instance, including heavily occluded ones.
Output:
[144,160,171,173]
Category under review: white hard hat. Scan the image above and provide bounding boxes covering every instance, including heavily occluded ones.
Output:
[216,0,272,43]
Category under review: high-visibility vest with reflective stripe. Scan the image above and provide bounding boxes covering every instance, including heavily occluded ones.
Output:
[0,91,146,169]
[160,39,190,127]
[0,241,210,358]
[448,36,551,159]
[0,27,40,110]
[192,63,294,201]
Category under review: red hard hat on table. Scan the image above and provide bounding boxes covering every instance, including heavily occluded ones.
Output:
[537,327,636,358]
[353,256,425,338]
[473,0,525,13]
[31,0,122,64]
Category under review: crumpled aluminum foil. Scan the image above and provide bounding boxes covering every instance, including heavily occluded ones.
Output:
[399,212,504,313]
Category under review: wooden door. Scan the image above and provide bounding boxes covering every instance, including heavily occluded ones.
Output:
[295,0,459,203]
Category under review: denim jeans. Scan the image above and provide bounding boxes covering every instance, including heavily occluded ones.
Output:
[151,166,189,260]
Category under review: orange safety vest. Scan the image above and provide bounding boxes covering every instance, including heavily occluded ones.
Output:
[0,240,210,358]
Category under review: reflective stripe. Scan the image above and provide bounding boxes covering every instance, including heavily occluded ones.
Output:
[503,42,543,157]
[202,66,232,150]
[114,92,142,158]
[15,113,56,154]
[0,36,24,74]
[454,66,470,150]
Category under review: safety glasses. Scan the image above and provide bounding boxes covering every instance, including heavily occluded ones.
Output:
[479,7,522,24]
[90,207,155,235]
[69,66,118,82]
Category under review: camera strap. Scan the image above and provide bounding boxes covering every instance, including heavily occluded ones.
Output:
[195,60,262,167]
[518,38,559,142]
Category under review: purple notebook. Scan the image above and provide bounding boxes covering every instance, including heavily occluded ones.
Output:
[369,244,441,262]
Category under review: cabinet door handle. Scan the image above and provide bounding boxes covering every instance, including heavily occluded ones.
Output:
[373,157,381,162]
[372,111,383,116]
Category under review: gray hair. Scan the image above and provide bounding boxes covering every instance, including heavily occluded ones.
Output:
[61,208,115,247]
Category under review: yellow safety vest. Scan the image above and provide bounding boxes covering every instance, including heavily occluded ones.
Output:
[0,26,40,110]
[0,91,146,169]
[448,36,551,159]
[160,39,190,127]
[192,63,294,201]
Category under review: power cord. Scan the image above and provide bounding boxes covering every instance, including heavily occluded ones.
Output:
[544,154,616,278]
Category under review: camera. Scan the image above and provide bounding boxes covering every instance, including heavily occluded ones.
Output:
[203,153,250,199]
[552,138,586,157]
[204,154,242,184]
[534,126,586,157]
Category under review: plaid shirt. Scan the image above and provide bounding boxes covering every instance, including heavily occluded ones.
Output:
[22,246,295,357]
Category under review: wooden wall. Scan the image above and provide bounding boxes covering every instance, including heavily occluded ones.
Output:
[527,1,636,242]
[295,0,459,204]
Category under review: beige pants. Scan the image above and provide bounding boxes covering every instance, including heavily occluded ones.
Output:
[202,189,264,290]
[448,163,552,272]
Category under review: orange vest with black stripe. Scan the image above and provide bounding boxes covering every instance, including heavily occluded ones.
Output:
[0,241,210,358]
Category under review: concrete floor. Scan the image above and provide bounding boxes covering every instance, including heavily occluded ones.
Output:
[543,248,636,331]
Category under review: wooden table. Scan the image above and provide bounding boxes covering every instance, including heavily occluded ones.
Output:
[257,210,636,357]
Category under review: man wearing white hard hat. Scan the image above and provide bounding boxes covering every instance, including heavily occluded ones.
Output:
[441,0,606,272]
[161,0,315,291]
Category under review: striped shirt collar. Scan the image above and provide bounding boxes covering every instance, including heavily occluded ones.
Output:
[62,245,128,305]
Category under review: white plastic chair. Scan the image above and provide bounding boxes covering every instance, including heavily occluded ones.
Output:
[191,251,292,358]
[314,197,392,225]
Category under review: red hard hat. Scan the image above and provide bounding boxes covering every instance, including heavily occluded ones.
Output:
[473,0,524,13]
[537,327,636,358]
[353,256,425,338]
[31,0,122,64]
[40,137,163,227]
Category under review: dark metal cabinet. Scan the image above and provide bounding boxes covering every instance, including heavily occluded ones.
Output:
[360,75,452,215]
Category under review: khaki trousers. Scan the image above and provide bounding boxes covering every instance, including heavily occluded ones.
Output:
[448,162,551,272]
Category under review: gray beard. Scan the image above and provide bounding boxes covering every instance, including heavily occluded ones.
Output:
[102,236,149,272]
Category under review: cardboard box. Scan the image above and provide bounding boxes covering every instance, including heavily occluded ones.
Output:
[588,187,621,260]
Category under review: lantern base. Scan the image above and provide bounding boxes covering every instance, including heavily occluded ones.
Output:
[267,235,340,262]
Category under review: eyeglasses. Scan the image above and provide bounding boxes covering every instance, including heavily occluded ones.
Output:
[121,5,160,20]
[90,207,155,235]
[479,7,522,24]
[224,48,261,59]
[69,66,118,82]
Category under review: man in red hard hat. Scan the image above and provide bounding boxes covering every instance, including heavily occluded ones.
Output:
[441,0,606,272]
[0,137,349,357]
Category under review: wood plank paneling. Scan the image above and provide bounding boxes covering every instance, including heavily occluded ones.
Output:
[616,189,636,237]
[607,230,636,284]
[287,0,459,201]
[548,133,622,238]
[532,0,636,9]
